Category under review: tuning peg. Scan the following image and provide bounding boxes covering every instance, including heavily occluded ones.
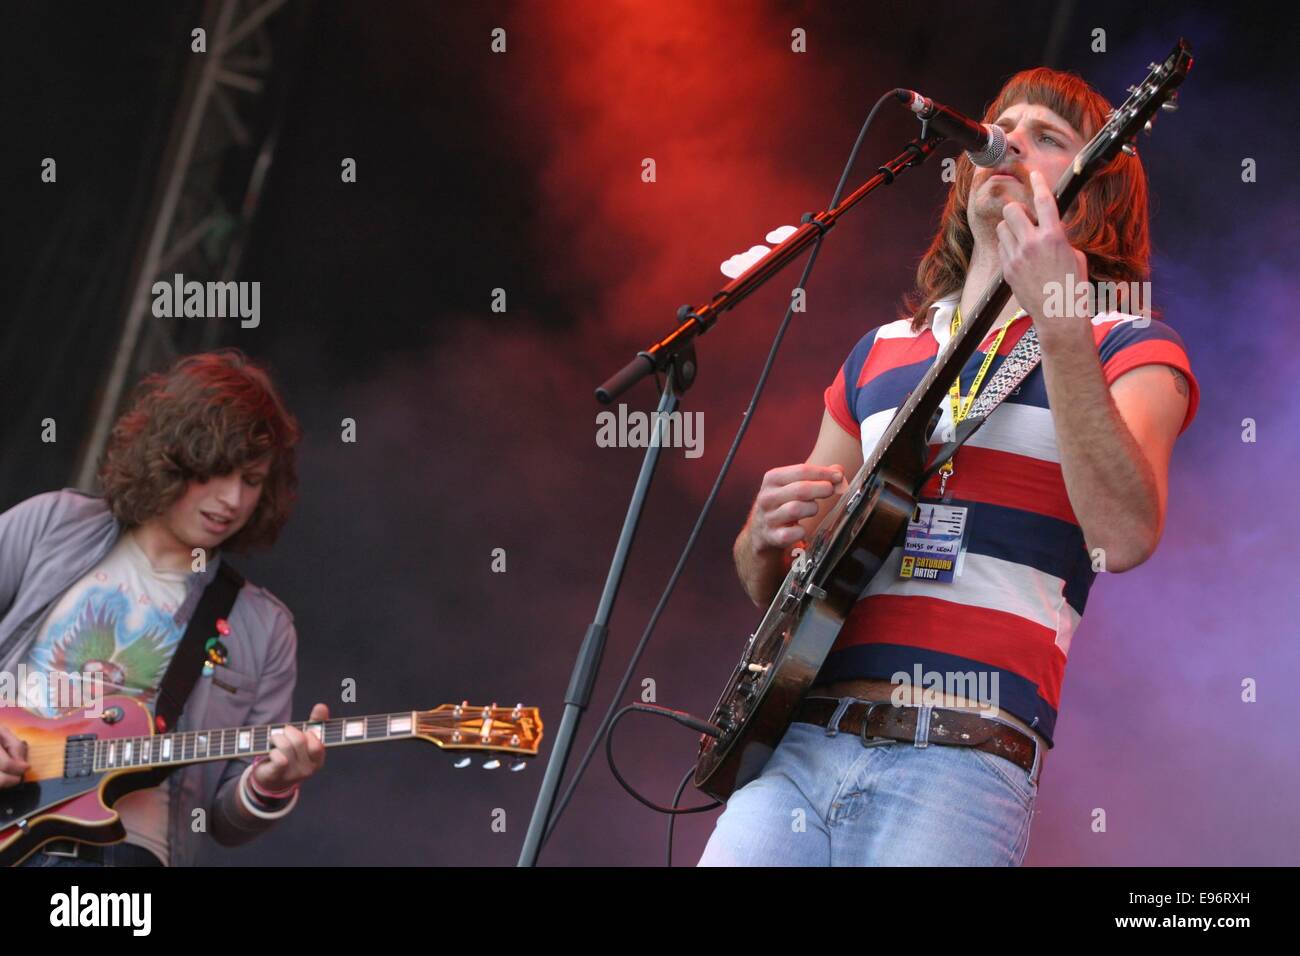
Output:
[1161,98,1179,112]
[1121,143,1137,156]
[453,756,472,769]
[1143,119,1154,134]
[509,759,528,772]
[482,758,501,770]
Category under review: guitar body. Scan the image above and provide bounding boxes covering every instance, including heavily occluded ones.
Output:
[694,458,921,800]
[0,696,156,866]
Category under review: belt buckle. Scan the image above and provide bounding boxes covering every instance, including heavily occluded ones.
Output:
[42,840,82,859]
[858,700,893,748]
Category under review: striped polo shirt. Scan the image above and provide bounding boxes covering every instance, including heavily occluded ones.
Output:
[819,293,1199,745]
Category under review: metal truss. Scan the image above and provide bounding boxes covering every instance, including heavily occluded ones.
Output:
[73,0,303,490]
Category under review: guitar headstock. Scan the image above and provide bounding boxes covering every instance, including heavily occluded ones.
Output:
[1070,38,1193,181]
[415,702,543,767]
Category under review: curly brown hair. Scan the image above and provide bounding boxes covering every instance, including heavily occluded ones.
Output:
[98,349,301,552]
[902,66,1155,331]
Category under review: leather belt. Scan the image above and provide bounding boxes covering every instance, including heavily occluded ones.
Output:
[794,696,1042,781]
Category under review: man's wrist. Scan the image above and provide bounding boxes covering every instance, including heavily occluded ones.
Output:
[249,755,300,799]
[238,762,299,820]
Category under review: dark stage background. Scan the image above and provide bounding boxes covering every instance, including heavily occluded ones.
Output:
[2,0,1297,865]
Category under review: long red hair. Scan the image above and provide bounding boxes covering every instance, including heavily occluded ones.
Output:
[902,66,1153,331]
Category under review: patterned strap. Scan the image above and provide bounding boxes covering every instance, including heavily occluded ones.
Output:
[921,323,1043,485]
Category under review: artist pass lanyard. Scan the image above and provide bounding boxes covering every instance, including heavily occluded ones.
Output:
[936,305,1027,499]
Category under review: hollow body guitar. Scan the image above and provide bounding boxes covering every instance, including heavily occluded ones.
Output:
[693,40,1192,800]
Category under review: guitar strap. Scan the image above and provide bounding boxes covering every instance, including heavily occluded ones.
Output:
[123,559,245,790]
[919,322,1044,487]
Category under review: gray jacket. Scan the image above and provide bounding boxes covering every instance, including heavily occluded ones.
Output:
[0,489,299,865]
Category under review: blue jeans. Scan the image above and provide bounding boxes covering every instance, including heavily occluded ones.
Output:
[18,842,165,867]
[698,701,1040,866]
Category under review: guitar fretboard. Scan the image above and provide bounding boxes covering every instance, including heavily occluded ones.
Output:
[79,712,418,775]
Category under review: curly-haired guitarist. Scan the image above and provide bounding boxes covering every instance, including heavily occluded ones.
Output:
[0,349,328,866]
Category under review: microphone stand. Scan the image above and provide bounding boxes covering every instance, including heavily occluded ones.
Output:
[516,128,946,867]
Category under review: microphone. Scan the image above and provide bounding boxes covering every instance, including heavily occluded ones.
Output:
[894,89,1007,168]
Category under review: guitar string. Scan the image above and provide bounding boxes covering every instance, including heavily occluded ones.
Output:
[7,716,535,761]
[9,730,531,759]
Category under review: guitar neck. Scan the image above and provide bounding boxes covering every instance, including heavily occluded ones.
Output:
[82,712,419,776]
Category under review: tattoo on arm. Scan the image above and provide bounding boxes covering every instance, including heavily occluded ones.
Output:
[1169,367,1188,397]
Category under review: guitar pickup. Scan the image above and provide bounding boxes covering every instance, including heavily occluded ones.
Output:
[63,734,97,778]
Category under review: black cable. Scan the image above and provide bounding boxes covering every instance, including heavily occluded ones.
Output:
[603,703,722,816]
[540,89,903,851]
[666,765,697,867]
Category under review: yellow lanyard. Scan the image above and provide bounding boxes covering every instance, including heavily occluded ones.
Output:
[936,305,1026,493]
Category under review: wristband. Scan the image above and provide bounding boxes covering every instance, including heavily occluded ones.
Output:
[250,754,301,799]
[238,763,299,820]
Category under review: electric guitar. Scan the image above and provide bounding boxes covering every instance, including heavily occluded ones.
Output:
[0,695,543,865]
[694,39,1194,800]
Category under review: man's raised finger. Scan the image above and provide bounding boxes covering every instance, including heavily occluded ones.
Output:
[1030,170,1061,228]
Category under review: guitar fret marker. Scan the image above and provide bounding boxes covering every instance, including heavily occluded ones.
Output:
[8,700,536,828]
[3,695,544,869]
